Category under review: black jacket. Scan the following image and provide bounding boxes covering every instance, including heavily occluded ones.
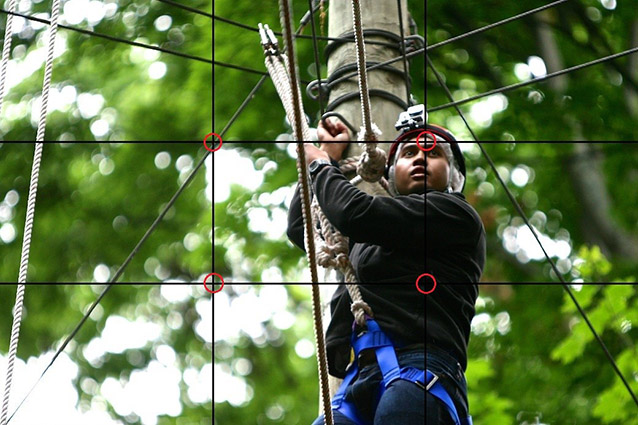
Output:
[287,162,425,283]
[425,189,485,371]
[426,189,485,283]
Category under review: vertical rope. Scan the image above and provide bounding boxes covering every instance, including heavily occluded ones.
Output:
[350,0,377,141]
[17,143,44,283]
[279,0,307,141]
[1,142,44,425]
[311,285,334,424]
[296,143,319,283]
[0,0,19,116]
[36,0,62,141]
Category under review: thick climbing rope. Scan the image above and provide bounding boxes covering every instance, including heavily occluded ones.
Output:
[296,143,320,283]
[0,143,44,425]
[350,0,381,141]
[311,285,334,424]
[279,0,310,141]
[295,143,389,284]
[261,24,312,140]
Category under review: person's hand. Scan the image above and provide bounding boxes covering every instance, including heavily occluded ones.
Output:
[319,142,349,162]
[317,118,350,142]
[304,143,331,167]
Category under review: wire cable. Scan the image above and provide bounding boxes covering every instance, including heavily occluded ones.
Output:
[5,146,210,422]
[154,0,212,19]
[429,47,638,410]
[427,45,638,113]
[0,8,212,65]
[426,0,572,52]
[214,13,397,46]
[307,0,325,122]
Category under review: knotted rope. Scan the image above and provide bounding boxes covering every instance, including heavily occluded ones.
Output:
[1,143,44,425]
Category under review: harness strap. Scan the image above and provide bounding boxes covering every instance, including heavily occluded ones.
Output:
[331,319,424,425]
[426,370,473,425]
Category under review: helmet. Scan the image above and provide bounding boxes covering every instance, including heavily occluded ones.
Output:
[425,124,466,192]
[385,124,467,194]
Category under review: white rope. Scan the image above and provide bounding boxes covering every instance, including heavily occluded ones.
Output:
[1,143,44,425]
[0,0,19,116]
[36,0,62,141]
[265,54,312,140]
[350,0,380,141]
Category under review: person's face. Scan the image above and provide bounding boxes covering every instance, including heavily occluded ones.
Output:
[394,142,426,195]
[425,142,450,192]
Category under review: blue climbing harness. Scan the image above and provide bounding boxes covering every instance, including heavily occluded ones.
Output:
[426,370,473,425]
[331,318,425,425]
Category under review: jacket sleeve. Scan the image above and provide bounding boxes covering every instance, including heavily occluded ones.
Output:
[312,166,425,249]
[287,180,306,252]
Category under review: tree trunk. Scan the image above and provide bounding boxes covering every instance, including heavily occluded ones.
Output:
[327,0,410,142]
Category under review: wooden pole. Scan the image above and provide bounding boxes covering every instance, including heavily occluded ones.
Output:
[326,0,411,195]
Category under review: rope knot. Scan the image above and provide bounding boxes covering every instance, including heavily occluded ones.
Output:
[356,144,387,183]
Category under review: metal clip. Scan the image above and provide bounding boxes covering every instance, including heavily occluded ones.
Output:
[425,372,438,391]
[258,23,279,57]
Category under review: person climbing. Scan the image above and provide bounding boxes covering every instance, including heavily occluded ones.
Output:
[287,107,427,282]
[423,124,485,425]
[286,105,428,423]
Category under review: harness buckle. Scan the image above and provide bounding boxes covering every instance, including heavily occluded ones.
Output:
[426,372,439,391]
[415,380,425,390]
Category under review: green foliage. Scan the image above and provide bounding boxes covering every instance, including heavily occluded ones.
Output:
[214,1,424,140]
[427,0,638,140]
[0,1,211,141]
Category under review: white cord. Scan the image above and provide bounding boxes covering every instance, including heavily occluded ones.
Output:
[36,0,62,141]
[1,142,44,425]
[0,0,19,116]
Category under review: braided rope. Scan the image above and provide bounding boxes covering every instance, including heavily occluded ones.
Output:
[350,0,378,141]
[265,54,311,140]
[311,285,334,423]
[1,143,44,425]
[35,0,61,141]
[296,144,319,283]
[0,0,18,116]
[279,0,308,141]
[345,284,373,327]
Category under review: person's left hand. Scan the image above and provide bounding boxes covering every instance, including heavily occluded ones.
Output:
[304,143,331,166]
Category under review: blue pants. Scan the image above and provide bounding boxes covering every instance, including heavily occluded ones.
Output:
[310,350,424,425]
[426,347,471,425]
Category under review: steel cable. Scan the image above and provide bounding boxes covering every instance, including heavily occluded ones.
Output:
[5,146,210,423]
[0,8,212,65]
[428,50,638,410]
[427,45,638,113]
[426,0,572,52]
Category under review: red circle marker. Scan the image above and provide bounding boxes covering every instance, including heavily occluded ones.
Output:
[204,133,222,152]
[416,132,436,152]
[203,273,224,293]
[416,273,436,294]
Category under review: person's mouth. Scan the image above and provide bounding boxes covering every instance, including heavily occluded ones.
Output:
[411,167,425,179]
